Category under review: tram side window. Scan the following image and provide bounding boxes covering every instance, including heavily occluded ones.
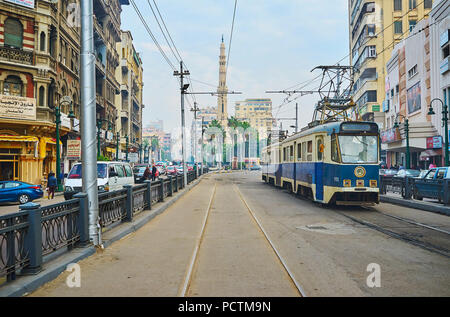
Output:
[302,142,307,161]
[283,147,287,162]
[297,143,301,160]
[307,140,313,161]
[317,139,323,161]
[290,145,294,162]
[331,134,340,162]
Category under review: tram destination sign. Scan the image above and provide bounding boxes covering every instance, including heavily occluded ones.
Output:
[0,94,36,120]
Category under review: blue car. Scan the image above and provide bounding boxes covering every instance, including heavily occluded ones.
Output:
[0,181,44,204]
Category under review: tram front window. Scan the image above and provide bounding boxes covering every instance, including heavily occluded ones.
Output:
[338,135,378,164]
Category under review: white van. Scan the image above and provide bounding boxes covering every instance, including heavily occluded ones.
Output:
[64,161,135,200]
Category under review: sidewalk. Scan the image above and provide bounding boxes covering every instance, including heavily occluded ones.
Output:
[381,192,450,216]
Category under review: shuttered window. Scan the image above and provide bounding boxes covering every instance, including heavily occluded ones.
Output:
[4,18,23,49]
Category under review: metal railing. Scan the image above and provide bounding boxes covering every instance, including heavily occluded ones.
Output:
[380,175,450,205]
[0,169,206,285]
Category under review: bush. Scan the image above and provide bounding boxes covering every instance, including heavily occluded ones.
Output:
[97,155,110,161]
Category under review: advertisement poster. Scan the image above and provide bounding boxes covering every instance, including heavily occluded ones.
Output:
[426,136,442,149]
[0,95,36,120]
[67,140,81,160]
[5,0,34,9]
[407,81,421,114]
[381,127,401,144]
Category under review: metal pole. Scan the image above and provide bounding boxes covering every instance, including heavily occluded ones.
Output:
[126,135,129,162]
[55,106,62,192]
[180,62,188,187]
[201,117,204,174]
[444,104,449,166]
[405,119,410,169]
[116,132,119,161]
[193,102,198,174]
[295,102,298,133]
[81,0,100,245]
[97,122,101,159]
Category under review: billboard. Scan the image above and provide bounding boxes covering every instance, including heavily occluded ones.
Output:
[0,94,36,120]
[426,136,442,149]
[407,81,421,114]
[381,127,401,144]
[5,0,35,9]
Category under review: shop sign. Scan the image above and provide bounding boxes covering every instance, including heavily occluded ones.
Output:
[105,131,113,141]
[426,136,442,149]
[371,104,380,112]
[128,152,138,163]
[67,140,81,160]
[5,0,34,9]
[61,113,71,129]
[381,127,401,143]
[0,95,36,120]
[72,118,80,132]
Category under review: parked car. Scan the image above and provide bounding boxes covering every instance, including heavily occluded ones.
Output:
[394,169,421,178]
[166,166,177,176]
[64,161,134,200]
[0,181,43,204]
[250,164,261,171]
[133,165,157,183]
[379,169,398,177]
[176,166,184,175]
[415,169,429,179]
[156,165,165,176]
[413,167,450,201]
[187,164,194,172]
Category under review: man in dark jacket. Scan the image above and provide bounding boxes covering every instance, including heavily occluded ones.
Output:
[47,171,57,199]
[152,165,157,181]
[143,166,151,181]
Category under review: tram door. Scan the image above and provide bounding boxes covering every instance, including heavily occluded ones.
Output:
[276,147,282,186]
[315,136,324,201]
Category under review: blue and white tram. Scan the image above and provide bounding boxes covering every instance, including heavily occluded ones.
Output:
[261,121,380,205]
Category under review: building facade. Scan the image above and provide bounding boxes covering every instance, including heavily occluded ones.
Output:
[382,18,439,169]
[0,0,83,184]
[116,29,144,162]
[235,98,274,138]
[349,0,434,125]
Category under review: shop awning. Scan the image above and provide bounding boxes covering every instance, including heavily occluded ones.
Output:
[39,137,62,159]
[106,147,116,153]
[419,150,441,160]
[0,135,39,142]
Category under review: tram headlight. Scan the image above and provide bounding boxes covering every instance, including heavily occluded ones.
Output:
[370,180,377,188]
[343,179,351,187]
[356,179,364,187]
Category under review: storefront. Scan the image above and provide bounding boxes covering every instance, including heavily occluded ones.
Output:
[0,135,38,181]
[419,136,443,168]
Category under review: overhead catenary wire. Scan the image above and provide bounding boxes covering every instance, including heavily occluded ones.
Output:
[226,0,238,75]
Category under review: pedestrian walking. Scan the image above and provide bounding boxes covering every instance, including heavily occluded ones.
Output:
[47,171,57,199]
[143,166,151,181]
[152,164,157,181]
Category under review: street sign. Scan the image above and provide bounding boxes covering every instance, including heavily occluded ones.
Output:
[67,140,81,160]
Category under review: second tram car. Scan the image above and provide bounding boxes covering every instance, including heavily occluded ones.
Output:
[261,121,380,205]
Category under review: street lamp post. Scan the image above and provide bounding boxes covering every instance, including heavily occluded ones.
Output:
[55,96,72,192]
[428,98,448,166]
[116,132,120,161]
[394,114,410,169]
[125,135,129,162]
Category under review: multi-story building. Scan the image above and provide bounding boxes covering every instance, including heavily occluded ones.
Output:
[235,98,274,137]
[190,107,217,162]
[93,0,129,160]
[0,0,84,184]
[382,18,438,169]
[429,0,450,163]
[349,0,434,125]
[116,29,144,162]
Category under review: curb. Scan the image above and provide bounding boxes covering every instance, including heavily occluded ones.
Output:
[0,176,205,297]
[380,195,450,216]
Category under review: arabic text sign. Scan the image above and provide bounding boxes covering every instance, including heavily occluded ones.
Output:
[5,0,34,9]
[0,95,36,120]
[67,140,81,160]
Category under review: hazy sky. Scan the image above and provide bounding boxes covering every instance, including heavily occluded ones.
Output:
[120,0,349,135]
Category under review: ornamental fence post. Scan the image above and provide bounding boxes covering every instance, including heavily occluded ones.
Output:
[124,185,133,222]
[74,192,90,246]
[21,202,42,274]
[168,175,173,197]
[145,180,152,210]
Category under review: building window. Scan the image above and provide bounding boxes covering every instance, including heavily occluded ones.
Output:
[424,0,432,9]
[409,0,417,9]
[39,86,45,107]
[3,75,23,96]
[394,21,403,34]
[40,32,46,52]
[368,45,376,57]
[408,65,418,79]
[394,0,402,11]
[4,18,23,49]
[409,20,417,32]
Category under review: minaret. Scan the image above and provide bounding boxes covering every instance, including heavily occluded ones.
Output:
[217,35,228,126]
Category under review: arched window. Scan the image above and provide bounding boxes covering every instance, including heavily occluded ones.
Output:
[39,86,45,107]
[48,81,56,108]
[4,18,23,49]
[3,75,23,96]
[40,32,46,52]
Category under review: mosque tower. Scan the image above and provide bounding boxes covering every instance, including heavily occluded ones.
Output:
[217,35,228,126]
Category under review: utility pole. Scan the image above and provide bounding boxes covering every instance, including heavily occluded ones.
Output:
[295,102,298,133]
[191,102,200,174]
[201,117,205,174]
[80,0,100,245]
[174,61,190,187]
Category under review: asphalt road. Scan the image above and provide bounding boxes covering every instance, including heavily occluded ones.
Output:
[29,171,450,296]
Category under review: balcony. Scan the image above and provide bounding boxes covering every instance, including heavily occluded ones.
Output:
[121,110,129,118]
[96,94,105,107]
[0,46,34,65]
[95,58,106,76]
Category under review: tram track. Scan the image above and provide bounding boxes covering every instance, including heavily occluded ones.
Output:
[335,207,450,258]
[179,176,306,297]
